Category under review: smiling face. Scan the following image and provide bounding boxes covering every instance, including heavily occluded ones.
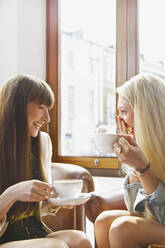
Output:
[27,101,50,137]
[118,95,134,127]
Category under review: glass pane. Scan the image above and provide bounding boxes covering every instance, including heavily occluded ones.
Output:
[139,0,165,79]
[60,0,116,156]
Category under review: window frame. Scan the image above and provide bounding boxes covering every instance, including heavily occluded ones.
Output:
[46,0,139,175]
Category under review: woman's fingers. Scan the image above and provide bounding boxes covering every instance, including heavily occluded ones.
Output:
[114,137,149,170]
[116,116,122,133]
[121,120,127,134]
[32,181,53,199]
[14,180,54,202]
[115,116,128,134]
[113,143,122,154]
[33,187,51,199]
[30,192,47,202]
[34,180,52,191]
[114,138,131,156]
[49,187,58,198]
[118,137,130,152]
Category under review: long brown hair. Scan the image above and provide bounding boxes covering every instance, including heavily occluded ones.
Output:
[0,75,54,221]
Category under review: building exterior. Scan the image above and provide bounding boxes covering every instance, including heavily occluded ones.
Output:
[60,31,165,156]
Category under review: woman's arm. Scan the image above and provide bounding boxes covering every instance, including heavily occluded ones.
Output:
[137,168,159,195]
[128,168,159,195]
[134,181,165,224]
[40,131,52,183]
[115,137,159,195]
[0,180,53,221]
[0,187,16,221]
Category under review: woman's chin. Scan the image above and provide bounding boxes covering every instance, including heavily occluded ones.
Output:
[30,130,39,137]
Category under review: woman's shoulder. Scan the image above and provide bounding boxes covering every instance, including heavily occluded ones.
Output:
[40,132,52,173]
[40,131,51,142]
[40,132,52,151]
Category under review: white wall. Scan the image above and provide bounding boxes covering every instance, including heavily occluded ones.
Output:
[0,0,46,85]
[0,0,18,84]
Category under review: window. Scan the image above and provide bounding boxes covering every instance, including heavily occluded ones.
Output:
[88,90,95,122]
[139,0,165,80]
[60,0,116,157]
[67,50,74,69]
[46,0,138,172]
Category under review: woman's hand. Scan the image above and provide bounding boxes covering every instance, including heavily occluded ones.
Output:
[114,136,149,170]
[8,180,54,203]
[115,115,134,136]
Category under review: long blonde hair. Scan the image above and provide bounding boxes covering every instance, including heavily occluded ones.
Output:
[117,74,165,183]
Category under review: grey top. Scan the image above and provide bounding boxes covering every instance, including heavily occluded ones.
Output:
[123,174,165,225]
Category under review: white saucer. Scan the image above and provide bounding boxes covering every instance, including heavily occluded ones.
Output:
[48,193,91,206]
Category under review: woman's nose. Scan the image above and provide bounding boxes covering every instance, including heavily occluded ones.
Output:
[43,110,50,123]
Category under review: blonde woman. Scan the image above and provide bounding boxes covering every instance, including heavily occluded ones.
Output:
[0,75,92,248]
[95,74,165,248]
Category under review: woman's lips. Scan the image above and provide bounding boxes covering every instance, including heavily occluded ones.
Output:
[33,122,42,130]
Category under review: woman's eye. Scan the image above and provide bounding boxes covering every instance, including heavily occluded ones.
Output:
[39,106,45,110]
[39,105,49,114]
[120,110,127,114]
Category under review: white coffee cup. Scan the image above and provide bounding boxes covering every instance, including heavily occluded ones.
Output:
[92,133,131,154]
[53,179,83,199]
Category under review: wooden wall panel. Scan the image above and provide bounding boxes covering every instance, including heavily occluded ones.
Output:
[46,0,58,161]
